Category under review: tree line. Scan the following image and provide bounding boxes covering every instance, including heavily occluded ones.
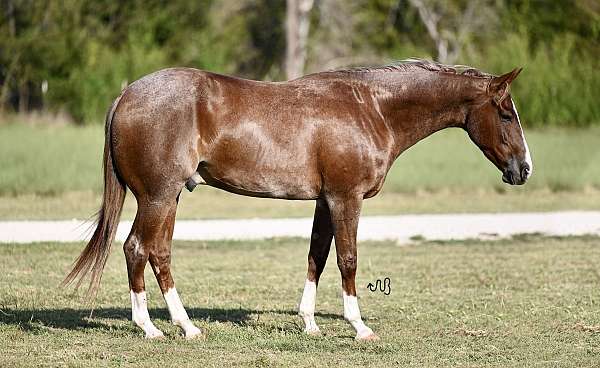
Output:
[1,0,598,126]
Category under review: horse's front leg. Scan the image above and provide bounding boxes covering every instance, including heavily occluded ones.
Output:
[299,199,334,334]
[327,194,379,341]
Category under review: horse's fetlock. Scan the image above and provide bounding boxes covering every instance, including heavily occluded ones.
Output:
[172,318,186,327]
[133,315,149,328]
[298,307,312,318]
[344,311,361,322]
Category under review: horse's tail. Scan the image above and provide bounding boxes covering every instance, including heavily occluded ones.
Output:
[62,93,126,298]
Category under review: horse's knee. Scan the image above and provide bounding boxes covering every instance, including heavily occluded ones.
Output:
[337,254,357,275]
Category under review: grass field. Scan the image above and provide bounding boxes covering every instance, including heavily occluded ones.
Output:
[1,122,599,219]
[1,236,600,367]
[3,188,600,220]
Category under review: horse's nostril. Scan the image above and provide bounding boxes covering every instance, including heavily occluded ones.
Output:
[521,165,530,180]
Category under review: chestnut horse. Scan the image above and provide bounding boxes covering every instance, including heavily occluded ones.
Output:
[64,59,532,340]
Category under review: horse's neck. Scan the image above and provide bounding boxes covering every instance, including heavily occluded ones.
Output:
[364,72,486,156]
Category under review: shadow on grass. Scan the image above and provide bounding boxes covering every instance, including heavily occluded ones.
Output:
[0,307,342,333]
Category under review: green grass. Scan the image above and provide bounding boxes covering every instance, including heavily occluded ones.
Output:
[0,123,104,195]
[1,236,600,367]
[0,122,599,219]
[2,188,600,220]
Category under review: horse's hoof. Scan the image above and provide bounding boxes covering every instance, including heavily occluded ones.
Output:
[184,328,205,340]
[304,328,321,336]
[355,332,380,341]
[145,330,165,339]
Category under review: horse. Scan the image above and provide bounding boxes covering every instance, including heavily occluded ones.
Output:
[64,59,532,341]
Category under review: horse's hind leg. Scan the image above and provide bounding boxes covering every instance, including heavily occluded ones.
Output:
[147,197,202,339]
[123,200,168,338]
[298,199,334,334]
[124,195,201,339]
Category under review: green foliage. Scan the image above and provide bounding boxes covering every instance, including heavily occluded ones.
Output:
[0,123,103,195]
[0,0,598,126]
[63,35,169,123]
[468,33,600,127]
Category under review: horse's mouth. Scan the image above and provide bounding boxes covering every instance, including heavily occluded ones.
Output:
[502,171,515,185]
[502,169,527,185]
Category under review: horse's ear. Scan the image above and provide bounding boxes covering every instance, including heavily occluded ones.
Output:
[489,67,523,106]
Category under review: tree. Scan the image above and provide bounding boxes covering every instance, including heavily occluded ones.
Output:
[285,0,314,79]
[406,0,496,64]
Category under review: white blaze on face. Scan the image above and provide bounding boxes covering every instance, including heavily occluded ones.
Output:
[511,98,533,179]
[130,290,164,338]
[298,279,319,333]
[163,288,202,338]
[342,290,374,339]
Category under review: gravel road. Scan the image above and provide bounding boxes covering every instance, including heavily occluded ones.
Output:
[1,211,599,244]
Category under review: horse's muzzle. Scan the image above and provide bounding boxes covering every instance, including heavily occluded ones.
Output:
[502,161,530,185]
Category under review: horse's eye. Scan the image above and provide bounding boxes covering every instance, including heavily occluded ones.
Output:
[500,113,512,123]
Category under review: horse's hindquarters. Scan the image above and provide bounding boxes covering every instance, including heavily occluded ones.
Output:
[111,71,202,200]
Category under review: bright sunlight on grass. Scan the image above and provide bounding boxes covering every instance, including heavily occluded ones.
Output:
[1,236,599,367]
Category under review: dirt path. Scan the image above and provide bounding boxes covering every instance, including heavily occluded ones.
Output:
[1,211,599,244]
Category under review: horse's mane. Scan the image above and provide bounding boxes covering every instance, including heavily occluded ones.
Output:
[330,58,492,79]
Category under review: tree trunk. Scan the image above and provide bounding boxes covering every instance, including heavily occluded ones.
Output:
[407,0,450,63]
[1,0,17,112]
[285,0,314,80]
[18,80,29,113]
[6,0,16,36]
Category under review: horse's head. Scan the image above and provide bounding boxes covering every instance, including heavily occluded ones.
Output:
[466,68,533,185]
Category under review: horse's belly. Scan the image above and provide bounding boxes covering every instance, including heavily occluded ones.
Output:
[199,162,320,199]
[196,115,322,199]
[198,131,321,199]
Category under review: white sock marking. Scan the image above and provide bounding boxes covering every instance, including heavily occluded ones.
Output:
[298,279,319,333]
[511,98,533,178]
[163,288,202,338]
[130,290,163,338]
[342,291,374,339]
